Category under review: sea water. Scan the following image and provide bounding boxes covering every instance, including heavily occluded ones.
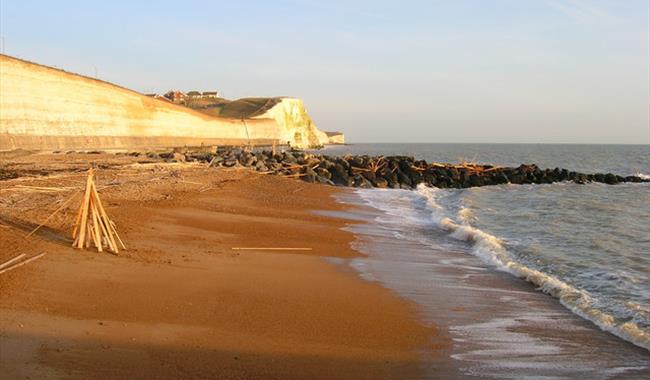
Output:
[320,143,650,377]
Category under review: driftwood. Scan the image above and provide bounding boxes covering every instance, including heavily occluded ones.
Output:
[25,191,81,238]
[0,252,47,275]
[232,247,312,251]
[0,254,27,270]
[282,163,307,170]
[281,173,307,178]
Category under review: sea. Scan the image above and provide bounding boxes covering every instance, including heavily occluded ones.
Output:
[318,143,650,379]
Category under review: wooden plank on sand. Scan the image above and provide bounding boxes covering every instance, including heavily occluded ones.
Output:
[231,247,313,251]
[0,253,47,275]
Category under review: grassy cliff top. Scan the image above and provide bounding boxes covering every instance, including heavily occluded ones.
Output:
[186,97,286,119]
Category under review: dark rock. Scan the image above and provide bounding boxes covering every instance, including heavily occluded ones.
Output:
[361,170,376,182]
[353,175,373,188]
[350,156,365,168]
[330,164,352,186]
[604,173,619,184]
[316,176,335,186]
[494,173,509,184]
[223,159,238,167]
[187,152,213,162]
[316,167,332,179]
[337,157,351,171]
[397,170,412,187]
[255,160,268,171]
[372,177,389,188]
[303,167,317,183]
[468,174,484,187]
[573,173,588,184]
[243,155,256,167]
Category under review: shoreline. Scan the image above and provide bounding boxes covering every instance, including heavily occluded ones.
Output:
[0,152,442,379]
[337,187,650,378]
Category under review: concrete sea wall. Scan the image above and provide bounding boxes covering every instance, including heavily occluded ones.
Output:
[0,54,331,150]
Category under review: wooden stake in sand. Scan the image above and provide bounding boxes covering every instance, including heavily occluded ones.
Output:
[72,168,125,254]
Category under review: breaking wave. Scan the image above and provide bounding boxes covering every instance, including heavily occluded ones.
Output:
[357,184,650,351]
[412,184,650,351]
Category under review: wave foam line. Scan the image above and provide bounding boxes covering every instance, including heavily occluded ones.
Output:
[414,184,650,351]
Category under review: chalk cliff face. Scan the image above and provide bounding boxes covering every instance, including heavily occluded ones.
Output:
[0,54,331,150]
[252,98,330,147]
[325,132,345,145]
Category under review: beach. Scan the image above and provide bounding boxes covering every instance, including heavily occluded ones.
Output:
[1,147,649,379]
[2,0,649,377]
[0,151,441,379]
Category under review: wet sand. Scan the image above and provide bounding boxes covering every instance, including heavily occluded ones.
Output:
[0,152,442,379]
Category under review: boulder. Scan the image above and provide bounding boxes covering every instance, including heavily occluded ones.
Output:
[372,177,389,188]
[223,158,238,167]
[316,167,332,179]
[604,173,619,184]
[330,164,352,186]
[353,175,373,188]
[316,176,335,186]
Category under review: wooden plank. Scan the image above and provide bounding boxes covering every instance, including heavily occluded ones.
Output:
[0,254,27,270]
[90,198,102,252]
[90,181,119,253]
[26,191,80,239]
[231,247,313,251]
[76,169,94,249]
[0,253,47,275]
[95,207,116,253]
[109,220,126,250]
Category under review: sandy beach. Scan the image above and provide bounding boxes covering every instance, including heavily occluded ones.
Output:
[0,151,443,379]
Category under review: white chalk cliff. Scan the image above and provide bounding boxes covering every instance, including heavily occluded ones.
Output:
[0,54,341,150]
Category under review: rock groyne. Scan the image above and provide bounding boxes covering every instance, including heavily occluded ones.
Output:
[150,149,649,188]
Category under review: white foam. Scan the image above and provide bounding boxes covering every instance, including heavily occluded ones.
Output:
[636,172,650,180]
[360,184,650,351]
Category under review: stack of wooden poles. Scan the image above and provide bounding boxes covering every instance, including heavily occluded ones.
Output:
[72,168,125,254]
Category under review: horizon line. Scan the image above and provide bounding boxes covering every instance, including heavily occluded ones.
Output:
[343,142,650,146]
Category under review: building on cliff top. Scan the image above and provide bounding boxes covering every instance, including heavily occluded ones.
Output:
[186,90,220,99]
[202,91,220,98]
[163,90,186,103]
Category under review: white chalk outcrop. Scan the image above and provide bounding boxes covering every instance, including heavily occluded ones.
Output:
[251,97,330,147]
[0,54,334,150]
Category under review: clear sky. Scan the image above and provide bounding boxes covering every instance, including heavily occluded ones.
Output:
[1,0,648,143]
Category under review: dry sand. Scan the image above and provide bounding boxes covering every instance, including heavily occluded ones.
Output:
[0,152,441,379]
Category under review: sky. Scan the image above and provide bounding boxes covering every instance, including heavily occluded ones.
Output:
[1,0,649,144]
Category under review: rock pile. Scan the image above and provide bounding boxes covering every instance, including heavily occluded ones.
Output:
[149,148,649,189]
